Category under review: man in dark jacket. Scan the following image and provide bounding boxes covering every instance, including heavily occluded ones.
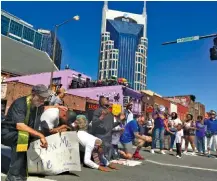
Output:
[91,96,120,161]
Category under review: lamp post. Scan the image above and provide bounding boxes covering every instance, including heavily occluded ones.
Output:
[50,15,80,89]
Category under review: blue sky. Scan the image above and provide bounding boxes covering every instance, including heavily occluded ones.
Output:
[2,1,217,112]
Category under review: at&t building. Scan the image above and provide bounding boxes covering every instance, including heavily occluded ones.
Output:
[98,1,148,91]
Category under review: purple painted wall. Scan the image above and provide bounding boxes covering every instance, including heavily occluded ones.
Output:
[6,69,91,90]
[69,85,142,114]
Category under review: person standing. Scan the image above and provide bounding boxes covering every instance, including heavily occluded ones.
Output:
[91,96,120,161]
[125,102,134,124]
[1,85,50,181]
[204,110,217,157]
[174,124,184,158]
[49,87,66,106]
[183,114,196,155]
[196,116,206,155]
[151,105,166,154]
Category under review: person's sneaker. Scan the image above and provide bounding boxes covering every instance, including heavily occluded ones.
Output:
[150,149,155,154]
[160,150,166,155]
[133,153,145,160]
[191,152,196,156]
[176,155,181,159]
[183,151,187,155]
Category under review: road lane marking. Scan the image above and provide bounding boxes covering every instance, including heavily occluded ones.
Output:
[1,173,56,181]
[146,159,217,172]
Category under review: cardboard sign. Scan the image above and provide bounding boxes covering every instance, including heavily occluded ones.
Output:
[27,132,81,175]
[112,104,122,115]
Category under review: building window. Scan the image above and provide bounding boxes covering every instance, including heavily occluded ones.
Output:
[108,70,111,78]
[138,64,141,72]
[9,20,23,37]
[34,32,42,49]
[100,62,102,70]
[52,77,61,85]
[137,84,140,90]
[112,61,115,69]
[1,15,10,36]
[137,73,141,81]
[23,26,34,42]
[103,71,106,79]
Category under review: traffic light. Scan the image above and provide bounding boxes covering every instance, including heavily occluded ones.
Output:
[210,37,217,61]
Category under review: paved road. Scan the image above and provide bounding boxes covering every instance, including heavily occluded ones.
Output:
[2,147,217,181]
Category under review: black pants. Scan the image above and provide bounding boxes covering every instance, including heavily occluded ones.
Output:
[1,129,27,181]
[176,143,182,157]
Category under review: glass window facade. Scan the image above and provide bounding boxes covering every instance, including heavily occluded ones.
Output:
[9,20,23,37]
[1,15,10,36]
[23,26,34,42]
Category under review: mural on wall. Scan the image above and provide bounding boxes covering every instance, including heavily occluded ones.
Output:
[166,96,191,107]
[96,91,120,103]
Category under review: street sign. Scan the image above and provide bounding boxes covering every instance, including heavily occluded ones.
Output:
[177,36,199,43]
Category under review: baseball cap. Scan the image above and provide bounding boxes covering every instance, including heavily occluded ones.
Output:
[210,110,216,115]
[158,105,166,112]
[32,84,51,98]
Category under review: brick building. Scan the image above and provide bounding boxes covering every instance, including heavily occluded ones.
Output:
[1,81,87,114]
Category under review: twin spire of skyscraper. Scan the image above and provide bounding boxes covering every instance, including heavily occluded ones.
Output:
[103,1,147,16]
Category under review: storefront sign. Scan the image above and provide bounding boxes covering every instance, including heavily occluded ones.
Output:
[27,132,81,175]
[1,84,7,99]
[112,104,122,115]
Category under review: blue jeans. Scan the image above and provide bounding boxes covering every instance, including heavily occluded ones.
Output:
[170,132,176,149]
[152,127,165,150]
[197,136,205,153]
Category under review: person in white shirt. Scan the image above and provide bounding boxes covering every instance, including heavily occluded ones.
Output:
[111,113,126,159]
[168,112,182,151]
[39,107,76,136]
[76,115,117,172]
[125,102,134,124]
[174,123,184,158]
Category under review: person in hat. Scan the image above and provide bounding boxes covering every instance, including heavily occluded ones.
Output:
[1,84,50,181]
[76,115,117,171]
[204,110,217,157]
[125,102,134,124]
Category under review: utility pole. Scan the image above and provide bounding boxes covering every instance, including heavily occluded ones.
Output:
[162,33,217,61]
[162,33,217,45]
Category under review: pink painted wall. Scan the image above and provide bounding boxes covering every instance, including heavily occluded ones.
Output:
[6,69,91,90]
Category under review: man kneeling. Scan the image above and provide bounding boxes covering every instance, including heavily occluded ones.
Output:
[76,115,117,172]
[119,114,152,160]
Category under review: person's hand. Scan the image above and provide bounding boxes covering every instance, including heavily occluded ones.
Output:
[57,106,68,111]
[99,110,107,120]
[108,163,118,170]
[98,166,110,172]
[120,128,125,133]
[40,136,48,149]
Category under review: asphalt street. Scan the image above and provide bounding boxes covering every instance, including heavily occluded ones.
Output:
[2,147,217,181]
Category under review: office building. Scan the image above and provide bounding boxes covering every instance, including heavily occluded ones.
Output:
[38,29,62,69]
[1,10,62,69]
[98,1,148,91]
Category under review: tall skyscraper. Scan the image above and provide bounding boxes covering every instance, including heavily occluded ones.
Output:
[1,10,62,69]
[98,1,148,91]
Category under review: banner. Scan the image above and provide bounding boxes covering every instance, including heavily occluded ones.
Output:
[1,84,7,99]
[27,132,81,175]
[112,104,122,115]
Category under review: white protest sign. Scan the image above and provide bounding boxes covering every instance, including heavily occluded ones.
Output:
[27,131,81,175]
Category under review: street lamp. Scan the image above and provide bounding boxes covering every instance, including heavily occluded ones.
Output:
[50,15,80,89]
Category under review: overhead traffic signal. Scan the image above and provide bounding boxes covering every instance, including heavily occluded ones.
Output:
[210,37,217,61]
